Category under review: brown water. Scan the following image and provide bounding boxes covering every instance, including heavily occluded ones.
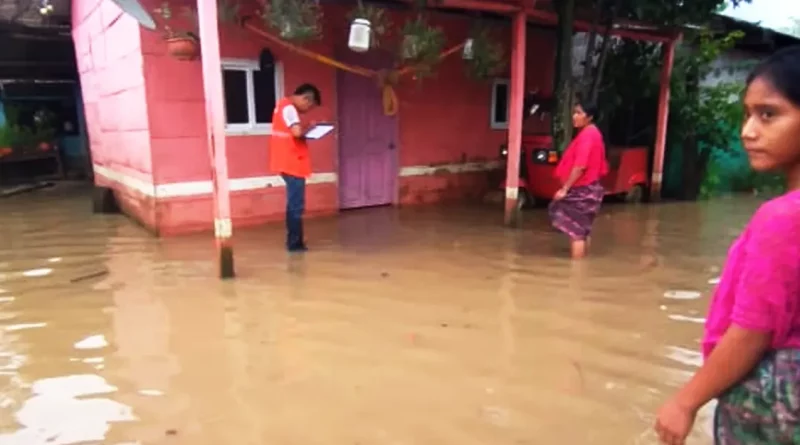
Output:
[0,183,761,444]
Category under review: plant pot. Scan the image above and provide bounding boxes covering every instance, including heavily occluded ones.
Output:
[0,147,12,158]
[38,142,51,152]
[166,36,199,61]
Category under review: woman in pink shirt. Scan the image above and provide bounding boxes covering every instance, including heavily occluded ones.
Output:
[548,101,609,259]
[655,46,800,445]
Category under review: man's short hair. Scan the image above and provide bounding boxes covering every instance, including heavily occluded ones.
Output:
[294,83,321,106]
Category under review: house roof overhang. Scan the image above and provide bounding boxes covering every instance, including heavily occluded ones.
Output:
[389,0,677,43]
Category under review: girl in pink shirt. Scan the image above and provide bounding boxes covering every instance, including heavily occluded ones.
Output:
[655,46,800,445]
[548,101,609,259]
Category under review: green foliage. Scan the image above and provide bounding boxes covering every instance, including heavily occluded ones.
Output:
[262,0,322,42]
[615,0,750,27]
[400,16,445,79]
[0,124,13,148]
[154,0,239,40]
[464,26,506,81]
[595,25,777,199]
[0,105,57,155]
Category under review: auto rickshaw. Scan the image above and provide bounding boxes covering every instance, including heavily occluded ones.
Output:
[499,94,649,208]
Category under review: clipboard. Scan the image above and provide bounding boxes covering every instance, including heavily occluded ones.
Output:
[304,123,335,140]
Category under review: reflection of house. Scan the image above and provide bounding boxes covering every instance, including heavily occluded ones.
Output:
[72,0,563,235]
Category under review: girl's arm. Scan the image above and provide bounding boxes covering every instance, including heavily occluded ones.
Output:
[558,131,594,191]
[678,200,799,410]
[656,198,799,444]
[560,166,586,190]
[672,326,770,413]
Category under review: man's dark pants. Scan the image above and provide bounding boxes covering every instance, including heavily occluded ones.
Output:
[281,173,306,250]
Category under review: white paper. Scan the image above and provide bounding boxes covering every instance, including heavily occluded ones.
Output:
[304,124,334,140]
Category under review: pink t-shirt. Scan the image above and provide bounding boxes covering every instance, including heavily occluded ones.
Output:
[702,190,800,358]
[554,125,609,187]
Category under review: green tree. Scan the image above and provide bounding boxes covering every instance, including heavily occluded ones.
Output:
[551,0,751,154]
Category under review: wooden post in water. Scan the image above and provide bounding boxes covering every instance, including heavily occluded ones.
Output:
[197,0,235,278]
[650,34,679,201]
[504,9,528,226]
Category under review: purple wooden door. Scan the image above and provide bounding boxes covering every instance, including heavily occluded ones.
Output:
[336,52,398,210]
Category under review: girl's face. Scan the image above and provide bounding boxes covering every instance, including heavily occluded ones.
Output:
[572,105,593,129]
[741,76,800,173]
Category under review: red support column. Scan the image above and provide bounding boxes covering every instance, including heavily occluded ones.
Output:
[650,35,678,201]
[504,10,527,225]
[197,0,235,278]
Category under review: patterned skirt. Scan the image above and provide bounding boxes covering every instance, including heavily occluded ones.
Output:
[714,349,800,444]
[547,181,605,241]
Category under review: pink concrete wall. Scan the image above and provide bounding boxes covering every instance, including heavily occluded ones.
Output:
[75,0,557,235]
[72,0,157,228]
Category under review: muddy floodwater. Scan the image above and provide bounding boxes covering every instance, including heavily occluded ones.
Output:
[0,184,764,444]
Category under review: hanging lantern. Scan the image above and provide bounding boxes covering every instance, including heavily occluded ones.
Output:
[462,38,474,60]
[348,18,372,53]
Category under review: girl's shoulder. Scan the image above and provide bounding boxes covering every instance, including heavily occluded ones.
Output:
[747,190,800,235]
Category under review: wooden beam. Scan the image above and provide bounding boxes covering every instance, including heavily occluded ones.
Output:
[504,8,527,226]
[197,0,235,278]
[649,34,679,201]
[409,0,672,43]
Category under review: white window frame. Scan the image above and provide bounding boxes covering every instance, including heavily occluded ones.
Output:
[221,58,284,136]
[490,78,510,130]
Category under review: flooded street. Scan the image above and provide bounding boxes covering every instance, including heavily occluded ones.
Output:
[0,184,760,444]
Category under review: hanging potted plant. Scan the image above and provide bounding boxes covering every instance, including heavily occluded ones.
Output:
[400,16,444,79]
[463,25,506,80]
[154,1,200,60]
[262,0,321,42]
[346,1,391,52]
[165,29,200,60]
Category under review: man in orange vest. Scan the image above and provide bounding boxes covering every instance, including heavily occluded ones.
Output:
[270,83,322,252]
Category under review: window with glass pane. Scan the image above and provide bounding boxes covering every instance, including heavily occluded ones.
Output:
[253,65,276,124]
[222,69,248,124]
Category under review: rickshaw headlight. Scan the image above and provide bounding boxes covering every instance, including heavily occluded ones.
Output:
[532,148,558,164]
[533,149,548,164]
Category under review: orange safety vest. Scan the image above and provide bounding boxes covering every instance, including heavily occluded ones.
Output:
[270,98,311,178]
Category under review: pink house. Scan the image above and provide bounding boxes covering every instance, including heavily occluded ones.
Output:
[71,0,673,237]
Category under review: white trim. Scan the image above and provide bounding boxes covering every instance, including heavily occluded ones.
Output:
[490,78,510,130]
[221,59,283,137]
[399,160,503,177]
[93,165,155,197]
[93,161,500,199]
[221,58,260,69]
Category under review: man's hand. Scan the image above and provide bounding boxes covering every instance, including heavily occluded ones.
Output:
[654,397,697,445]
[553,187,568,201]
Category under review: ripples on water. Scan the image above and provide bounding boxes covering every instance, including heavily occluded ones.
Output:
[0,184,762,444]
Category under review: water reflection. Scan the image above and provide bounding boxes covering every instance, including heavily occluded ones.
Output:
[0,183,768,444]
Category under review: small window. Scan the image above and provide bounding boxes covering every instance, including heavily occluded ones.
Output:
[490,79,509,130]
[221,59,282,135]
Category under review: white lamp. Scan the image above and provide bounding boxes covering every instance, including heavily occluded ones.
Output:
[348,18,372,53]
[462,38,474,60]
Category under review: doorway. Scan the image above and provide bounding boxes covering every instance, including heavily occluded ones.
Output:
[335,51,398,210]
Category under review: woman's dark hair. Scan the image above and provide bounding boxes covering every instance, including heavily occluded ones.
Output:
[746,45,800,107]
[577,100,599,121]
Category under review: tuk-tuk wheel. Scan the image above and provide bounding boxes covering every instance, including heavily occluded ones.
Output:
[625,184,645,203]
[516,189,531,210]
